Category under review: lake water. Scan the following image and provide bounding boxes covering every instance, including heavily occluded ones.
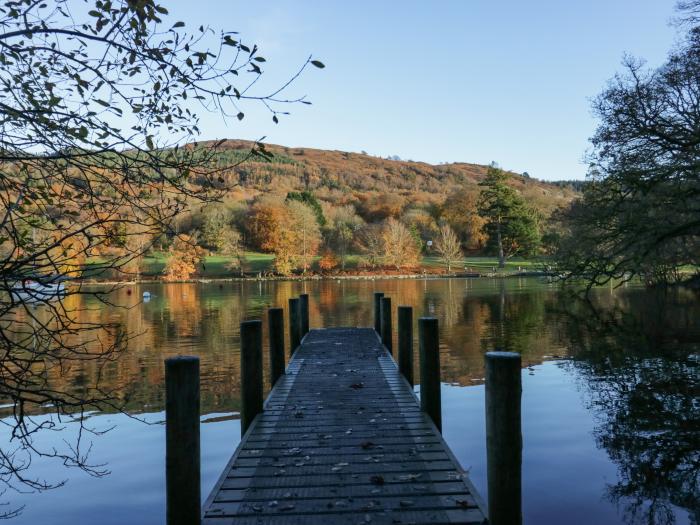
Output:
[1,278,698,524]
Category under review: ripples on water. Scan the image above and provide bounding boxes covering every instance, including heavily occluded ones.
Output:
[1,278,698,524]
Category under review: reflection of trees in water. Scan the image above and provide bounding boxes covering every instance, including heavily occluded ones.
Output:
[441,281,564,383]
[560,287,700,525]
[1,284,253,420]
[6,280,698,524]
[479,281,550,355]
[412,279,569,384]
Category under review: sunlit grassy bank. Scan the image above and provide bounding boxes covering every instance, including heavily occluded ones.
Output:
[84,252,549,282]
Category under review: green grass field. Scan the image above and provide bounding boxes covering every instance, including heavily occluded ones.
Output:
[421,255,543,273]
[136,252,277,278]
[83,251,549,280]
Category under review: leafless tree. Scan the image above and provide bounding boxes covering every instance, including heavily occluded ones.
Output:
[434,224,462,273]
[355,223,384,269]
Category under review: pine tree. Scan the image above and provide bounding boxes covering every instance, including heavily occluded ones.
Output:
[478,165,540,267]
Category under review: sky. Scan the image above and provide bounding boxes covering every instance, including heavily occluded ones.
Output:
[168,1,679,180]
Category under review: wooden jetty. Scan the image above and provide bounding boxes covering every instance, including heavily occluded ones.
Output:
[202,327,486,524]
[165,294,523,525]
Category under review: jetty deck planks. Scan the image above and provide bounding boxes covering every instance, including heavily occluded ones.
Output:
[203,327,487,524]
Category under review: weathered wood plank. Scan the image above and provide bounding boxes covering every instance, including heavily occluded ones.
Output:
[209,493,479,516]
[235,442,448,458]
[203,327,486,524]
[214,480,472,502]
[220,469,474,490]
[227,451,450,468]
[203,508,486,525]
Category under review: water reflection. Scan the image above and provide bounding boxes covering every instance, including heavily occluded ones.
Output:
[1,278,697,524]
[559,288,700,525]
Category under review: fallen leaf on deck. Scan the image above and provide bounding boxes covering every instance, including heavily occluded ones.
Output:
[370,475,385,485]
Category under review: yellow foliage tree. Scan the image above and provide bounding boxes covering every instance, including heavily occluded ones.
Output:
[382,218,421,270]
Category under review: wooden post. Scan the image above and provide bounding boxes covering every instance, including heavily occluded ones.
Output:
[165,356,200,525]
[485,351,522,525]
[240,320,263,435]
[299,293,310,338]
[398,306,414,386]
[418,317,441,432]
[289,297,300,353]
[373,292,384,333]
[268,307,285,387]
[380,296,392,354]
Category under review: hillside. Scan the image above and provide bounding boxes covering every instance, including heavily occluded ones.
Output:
[199,139,578,215]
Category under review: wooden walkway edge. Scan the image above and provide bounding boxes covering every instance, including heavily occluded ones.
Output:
[202,327,488,524]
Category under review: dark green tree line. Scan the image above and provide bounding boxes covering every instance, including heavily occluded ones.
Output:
[556,2,700,288]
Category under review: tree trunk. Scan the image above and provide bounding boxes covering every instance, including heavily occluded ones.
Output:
[497,222,505,268]
[340,240,346,270]
[302,228,307,275]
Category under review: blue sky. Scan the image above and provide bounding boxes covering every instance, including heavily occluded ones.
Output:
[170,1,678,180]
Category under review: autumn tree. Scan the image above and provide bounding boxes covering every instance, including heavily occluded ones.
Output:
[247,199,321,275]
[325,204,363,270]
[402,208,439,247]
[199,204,242,261]
[287,200,322,274]
[271,241,297,275]
[357,193,407,222]
[163,234,205,281]
[355,223,385,269]
[247,198,287,252]
[0,0,322,511]
[318,250,339,272]
[440,189,488,251]
[247,199,298,275]
[478,165,540,267]
[434,224,462,273]
[382,218,421,270]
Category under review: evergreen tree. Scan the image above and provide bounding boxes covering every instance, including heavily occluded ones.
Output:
[478,164,540,267]
[286,191,327,227]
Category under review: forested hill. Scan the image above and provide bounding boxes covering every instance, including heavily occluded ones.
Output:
[199,139,578,215]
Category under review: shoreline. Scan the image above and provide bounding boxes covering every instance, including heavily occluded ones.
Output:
[80,270,556,286]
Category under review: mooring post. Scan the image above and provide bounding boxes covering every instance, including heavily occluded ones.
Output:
[288,297,300,353]
[165,356,200,525]
[299,293,310,337]
[419,317,441,432]
[373,292,384,333]
[485,351,522,525]
[380,296,393,354]
[240,320,263,435]
[398,306,414,385]
[268,307,285,387]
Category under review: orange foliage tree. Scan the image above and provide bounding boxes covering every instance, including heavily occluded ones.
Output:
[318,250,339,272]
[163,235,205,281]
[247,199,322,275]
[440,189,488,251]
